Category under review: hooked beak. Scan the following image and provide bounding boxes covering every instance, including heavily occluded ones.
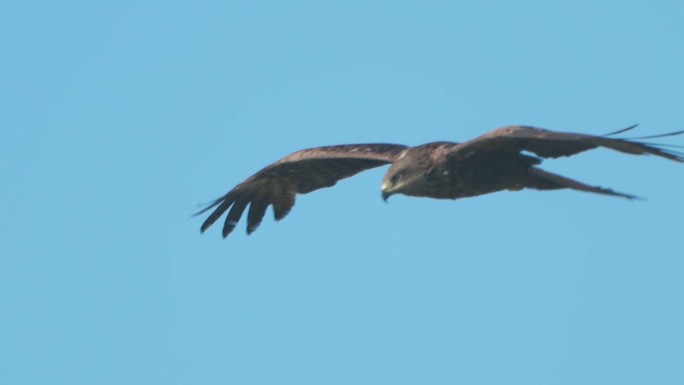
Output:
[381,182,393,202]
[382,190,392,202]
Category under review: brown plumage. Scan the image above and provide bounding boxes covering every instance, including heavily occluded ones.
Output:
[196,125,683,237]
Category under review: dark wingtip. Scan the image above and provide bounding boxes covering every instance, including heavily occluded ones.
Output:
[603,124,639,137]
[623,193,646,201]
[200,222,211,233]
[272,194,295,221]
[273,208,291,221]
[192,194,230,218]
[246,224,259,235]
[195,192,235,236]
[604,187,644,201]
[222,221,238,238]
[625,129,684,140]
[200,212,222,234]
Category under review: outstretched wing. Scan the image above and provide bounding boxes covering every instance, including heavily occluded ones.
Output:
[448,125,684,162]
[197,143,408,237]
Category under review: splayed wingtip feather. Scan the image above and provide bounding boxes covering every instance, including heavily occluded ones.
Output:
[603,124,639,137]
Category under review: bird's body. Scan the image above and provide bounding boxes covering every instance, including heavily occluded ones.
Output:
[196,125,683,238]
[382,141,541,200]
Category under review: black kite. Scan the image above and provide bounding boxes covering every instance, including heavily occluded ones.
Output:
[197,125,683,237]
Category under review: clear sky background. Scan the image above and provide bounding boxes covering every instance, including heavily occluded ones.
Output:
[2,1,683,384]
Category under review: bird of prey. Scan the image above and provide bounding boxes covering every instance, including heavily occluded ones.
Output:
[197,125,683,238]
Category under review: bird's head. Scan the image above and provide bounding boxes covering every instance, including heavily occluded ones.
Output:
[381,161,425,202]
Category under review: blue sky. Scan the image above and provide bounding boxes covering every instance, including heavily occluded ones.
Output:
[2,1,683,384]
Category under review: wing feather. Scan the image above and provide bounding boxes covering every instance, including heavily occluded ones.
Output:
[449,125,684,162]
[272,192,295,221]
[223,199,249,238]
[198,143,408,237]
[246,196,269,235]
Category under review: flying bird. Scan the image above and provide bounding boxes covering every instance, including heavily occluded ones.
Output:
[197,125,683,237]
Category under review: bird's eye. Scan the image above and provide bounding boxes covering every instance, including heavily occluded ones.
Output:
[391,173,401,184]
